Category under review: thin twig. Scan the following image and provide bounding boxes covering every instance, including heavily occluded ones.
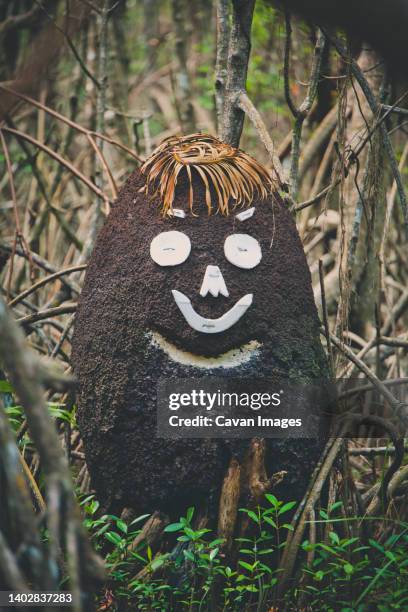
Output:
[237,90,287,188]
[1,126,108,202]
[277,437,344,595]
[292,180,340,213]
[0,244,81,295]
[381,104,408,117]
[283,9,298,116]
[288,30,326,199]
[319,259,334,374]
[33,0,100,87]
[327,330,408,427]
[327,33,408,239]
[349,444,408,456]
[17,304,77,327]
[0,85,143,162]
[8,265,86,307]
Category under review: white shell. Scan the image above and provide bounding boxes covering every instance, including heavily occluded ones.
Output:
[224,234,262,269]
[171,208,186,218]
[172,290,252,334]
[200,265,229,297]
[150,231,191,266]
[235,207,255,222]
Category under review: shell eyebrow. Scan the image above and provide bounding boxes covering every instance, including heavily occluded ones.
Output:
[171,208,186,218]
[235,207,255,222]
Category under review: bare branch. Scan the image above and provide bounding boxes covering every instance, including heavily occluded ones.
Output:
[292,180,340,213]
[221,0,256,147]
[0,5,42,35]
[1,126,108,203]
[283,9,298,118]
[171,0,195,132]
[78,0,111,264]
[33,0,100,88]
[237,91,288,187]
[0,243,82,295]
[289,30,326,199]
[0,296,104,594]
[328,331,408,427]
[381,103,408,117]
[8,265,86,307]
[17,304,77,327]
[215,0,230,134]
[327,32,408,239]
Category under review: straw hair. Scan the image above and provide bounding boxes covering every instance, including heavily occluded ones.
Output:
[140,133,274,215]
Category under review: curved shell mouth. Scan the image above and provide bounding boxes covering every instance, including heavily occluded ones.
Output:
[172,289,253,334]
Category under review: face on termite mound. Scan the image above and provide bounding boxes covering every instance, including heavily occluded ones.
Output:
[140,200,273,356]
[115,134,317,359]
[71,134,327,512]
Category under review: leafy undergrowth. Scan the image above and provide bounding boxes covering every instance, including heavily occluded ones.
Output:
[82,495,408,612]
[4,387,408,610]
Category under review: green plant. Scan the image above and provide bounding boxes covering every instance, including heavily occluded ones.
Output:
[298,506,408,610]
[81,494,408,611]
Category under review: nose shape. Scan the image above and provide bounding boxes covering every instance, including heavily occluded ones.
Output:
[200,265,229,298]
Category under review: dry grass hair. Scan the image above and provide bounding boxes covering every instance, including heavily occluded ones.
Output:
[140,133,274,215]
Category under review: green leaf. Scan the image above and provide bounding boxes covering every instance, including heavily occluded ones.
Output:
[329,531,340,545]
[258,548,274,555]
[164,522,183,533]
[0,380,13,393]
[317,543,339,556]
[209,538,225,547]
[314,570,324,581]
[94,523,110,538]
[278,501,297,515]
[239,549,254,555]
[150,555,167,571]
[247,510,260,524]
[342,537,359,548]
[282,523,294,531]
[258,562,273,573]
[264,516,277,529]
[235,537,252,543]
[186,506,195,523]
[183,550,195,562]
[105,531,122,546]
[130,514,150,525]
[265,494,279,507]
[369,539,385,553]
[239,560,255,572]
[129,551,146,563]
[116,520,128,534]
[195,528,211,537]
[344,563,354,575]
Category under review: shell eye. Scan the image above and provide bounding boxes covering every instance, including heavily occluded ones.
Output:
[224,234,262,269]
[150,231,191,266]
